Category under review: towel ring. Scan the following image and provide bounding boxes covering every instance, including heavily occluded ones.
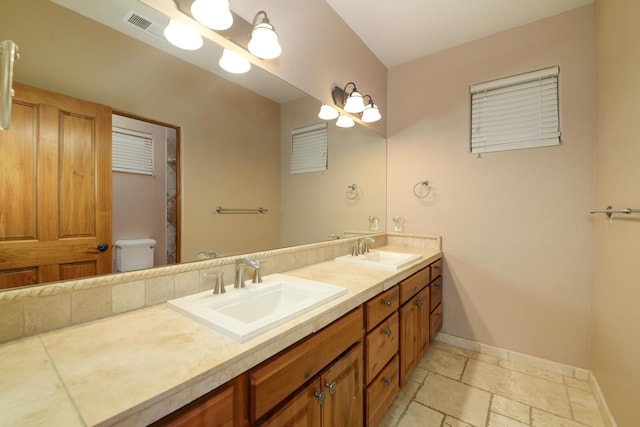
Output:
[413,179,431,198]
[346,184,360,200]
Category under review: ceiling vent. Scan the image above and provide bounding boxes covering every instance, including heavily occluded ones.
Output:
[122,11,165,39]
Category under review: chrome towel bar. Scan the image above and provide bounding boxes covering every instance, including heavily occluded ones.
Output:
[589,206,640,219]
[215,206,268,214]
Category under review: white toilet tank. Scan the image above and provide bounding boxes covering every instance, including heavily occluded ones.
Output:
[115,239,156,272]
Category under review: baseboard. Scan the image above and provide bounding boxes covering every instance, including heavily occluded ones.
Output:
[435,333,617,426]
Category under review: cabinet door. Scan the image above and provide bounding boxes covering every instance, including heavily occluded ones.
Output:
[262,382,321,427]
[399,297,418,387]
[321,343,364,427]
[416,287,430,358]
[158,384,234,427]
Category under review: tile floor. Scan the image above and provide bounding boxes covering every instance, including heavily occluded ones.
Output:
[380,341,607,427]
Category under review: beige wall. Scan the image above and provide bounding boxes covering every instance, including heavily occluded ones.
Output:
[1,0,281,262]
[592,0,640,424]
[280,97,387,246]
[387,6,596,367]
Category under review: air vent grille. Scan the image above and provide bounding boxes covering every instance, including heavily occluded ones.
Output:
[127,13,152,30]
[122,11,165,39]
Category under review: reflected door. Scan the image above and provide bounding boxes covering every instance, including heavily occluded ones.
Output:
[0,83,112,288]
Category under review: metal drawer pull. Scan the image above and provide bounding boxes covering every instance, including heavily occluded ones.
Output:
[383,299,393,307]
[435,283,442,288]
[416,299,424,307]
[383,328,392,337]
[315,391,326,404]
[326,381,337,395]
[384,377,393,386]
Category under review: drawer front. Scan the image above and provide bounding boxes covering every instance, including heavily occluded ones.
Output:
[430,258,443,280]
[366,355,400,427]
[430,303,443,343]
[365,286,399,331]
[365,312,399,384]
[429,275,443,312]
[399,267,430,305]
[249,307,364,423]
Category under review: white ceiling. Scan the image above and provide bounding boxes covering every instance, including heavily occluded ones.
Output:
[323,0,593,68]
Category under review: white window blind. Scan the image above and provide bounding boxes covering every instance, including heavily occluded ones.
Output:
[290,122,328,174]
[112,126,154,175]
[470,66,560,153]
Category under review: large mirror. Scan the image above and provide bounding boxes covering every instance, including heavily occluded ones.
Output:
[0,0,386,289]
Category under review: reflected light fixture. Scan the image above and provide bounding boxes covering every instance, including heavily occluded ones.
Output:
[342,82,365,113]
[191,0,233,30]
[361,95,381,123]
[318,104,339,120]
[164,19,203,50]
[336,114,355,128]
[219,48,251,74]
[248,11,282,59]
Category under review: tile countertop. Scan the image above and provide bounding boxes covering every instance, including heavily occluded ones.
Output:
[0,246,441,427]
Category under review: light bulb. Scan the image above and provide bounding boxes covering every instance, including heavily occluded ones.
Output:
[164,19,203,50]
[344,90,365,113]
[318,104,339,120]
[191,0,233,30]
[336,114,355,128]
[361,103,381,123]
[248,18,281,59]
[219,49,251,74]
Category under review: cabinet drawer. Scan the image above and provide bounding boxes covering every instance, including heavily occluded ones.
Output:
[365,355,399,427]
[365,311,398,384]
[249,307,363,423]
[154,383,234,427]
[430,303,443,342]
[399,267,430,305]
[430,275,442,312]
[430,258,443,280]
[365,286,399,331]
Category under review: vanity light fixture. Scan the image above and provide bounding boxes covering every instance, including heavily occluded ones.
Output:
[247,11,282,59]
[219,48,251,74]
[361,95,381,123]
[342,82,366,114]
[164,19,203,50]
[191,0,233,31]
[336,114,355,128]
[318,104,339,120]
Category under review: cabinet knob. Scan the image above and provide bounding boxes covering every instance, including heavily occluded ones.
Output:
[416,299,424,307]
[325,381,337,395]
[384,377,393,386]
[314,391,326,404]
[383,328,392,337]
[383,299,393,307]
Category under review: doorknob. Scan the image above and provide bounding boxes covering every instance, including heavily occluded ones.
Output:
[96,243,109,252]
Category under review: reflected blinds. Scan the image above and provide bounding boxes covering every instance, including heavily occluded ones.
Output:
[470,66,560,153]
[290,122,328,174]
[112,127,154,175]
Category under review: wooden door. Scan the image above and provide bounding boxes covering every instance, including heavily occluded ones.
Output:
[0,83,112,288]
[399,297,418,387]
[262,381,321,427]
[321,343,363,427]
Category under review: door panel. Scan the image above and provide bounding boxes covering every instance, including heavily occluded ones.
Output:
[0,83,112,287]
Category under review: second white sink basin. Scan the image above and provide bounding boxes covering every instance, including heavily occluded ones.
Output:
[335,250,422,270]
[167,274,347,342]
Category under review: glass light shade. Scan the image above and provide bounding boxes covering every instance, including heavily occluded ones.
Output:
[343,90,365,113]
[318,104,339,120]
[336,114,355,128]
[361,103,381,123]
[248,23,282,59]
[219,49,251,74]
[191,0,233,30]
[164,19,203,50]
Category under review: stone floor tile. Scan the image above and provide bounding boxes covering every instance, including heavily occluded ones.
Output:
[443,416,474,427]
[563,376,592,393]
[531,408,588,427]
[571,403,606,427]
[462,360,571,418]
[498,360,564,384]
[418,347,468,380]
[432,341,499,365]
[566,387,599,410]
[408,365,428,385]
[488,412,530,427]
[491,395,530,424]
[397,401,445,427]
[415,373,491,427]
[379,381,420,427]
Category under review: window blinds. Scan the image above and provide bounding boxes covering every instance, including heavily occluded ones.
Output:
[470,66,560,153]
[112,127,154,175]
[290,122,328,174]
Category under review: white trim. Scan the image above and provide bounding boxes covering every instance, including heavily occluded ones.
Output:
[470,66,559,92]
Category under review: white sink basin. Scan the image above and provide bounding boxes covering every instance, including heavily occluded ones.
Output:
[335,250,422,270]
[167,274,348,342]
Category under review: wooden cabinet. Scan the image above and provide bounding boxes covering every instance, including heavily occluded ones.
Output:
[429,260,444,342]
[365,355,399,427]
[152,382,235,427]
[398,267,431,387]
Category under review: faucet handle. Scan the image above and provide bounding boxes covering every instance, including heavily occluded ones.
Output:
[205,271,225,294]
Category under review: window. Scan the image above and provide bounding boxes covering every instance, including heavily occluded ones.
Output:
[470,66,560,153]
[290,122,328,174]
[112,127,154,175]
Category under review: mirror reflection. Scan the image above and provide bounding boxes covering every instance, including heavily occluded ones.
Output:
[0,0,386,290]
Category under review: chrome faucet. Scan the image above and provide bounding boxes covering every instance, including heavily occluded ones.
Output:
[353,236,375,256]
[235,257,262,288]
[204,271,225,294]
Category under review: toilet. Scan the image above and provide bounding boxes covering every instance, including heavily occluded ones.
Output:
[114,239,156,272]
